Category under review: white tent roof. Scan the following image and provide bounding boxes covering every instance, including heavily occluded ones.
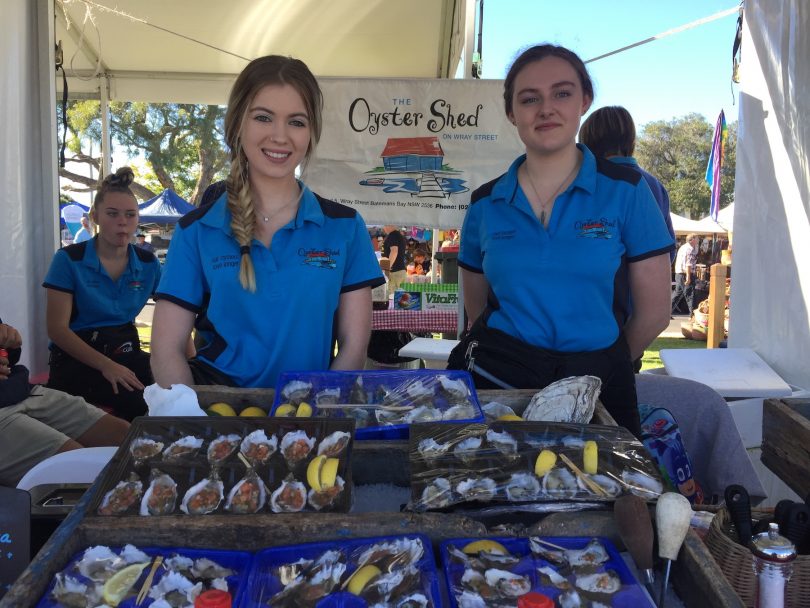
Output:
[57,0,467,104]
[700,202,734,232]
[670,212,727,235]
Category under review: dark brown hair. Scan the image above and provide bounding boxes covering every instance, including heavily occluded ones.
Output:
[504,44,594,117]
[223,55,323,291]
[91,166,137,215]
[579,105,636,158]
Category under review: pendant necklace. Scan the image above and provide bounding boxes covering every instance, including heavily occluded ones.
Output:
[524,158,581,226]
[260,187,303,223]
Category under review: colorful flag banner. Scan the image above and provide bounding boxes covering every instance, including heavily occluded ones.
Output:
[705,110,727,221]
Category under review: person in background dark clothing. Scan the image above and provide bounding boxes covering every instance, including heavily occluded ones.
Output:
[671,234,698,315]
[579,105,676,262]
[382,225,408,290]
[135,232,156,253]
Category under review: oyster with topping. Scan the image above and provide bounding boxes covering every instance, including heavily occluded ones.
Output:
[162,435,203,461]
[207,434,241,466]
[225,470,267,514]
[240,429,278,465]
[270,474,307,513]
[98,473,143,516]
[180,475,224,515]
[280,430,316,467]
[317,430,351,457]
[140,472,178,516]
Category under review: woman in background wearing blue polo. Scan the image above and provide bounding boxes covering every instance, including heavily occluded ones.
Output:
[44,167,160,421]
[149,56,383,388]
[447,45,674,436]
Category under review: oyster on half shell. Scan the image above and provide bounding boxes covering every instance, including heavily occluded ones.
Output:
[523,375,602,423]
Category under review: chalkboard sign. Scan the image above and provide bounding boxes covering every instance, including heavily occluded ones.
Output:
[0,486,30,599]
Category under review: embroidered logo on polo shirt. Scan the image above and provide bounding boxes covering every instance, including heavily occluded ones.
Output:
[491,230,516,240]
[128,280,143,291]
[300,248,339,269]
[114,341,134,355]
[575,217,615,239]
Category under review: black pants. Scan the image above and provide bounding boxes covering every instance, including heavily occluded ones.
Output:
[671,272,695,315]
[47,323,152,421]
[447,319,641,437]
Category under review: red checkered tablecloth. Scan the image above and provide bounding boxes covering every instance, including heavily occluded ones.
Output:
[372,309,459,334]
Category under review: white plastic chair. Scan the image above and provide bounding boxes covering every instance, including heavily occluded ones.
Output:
[16,446,118,491]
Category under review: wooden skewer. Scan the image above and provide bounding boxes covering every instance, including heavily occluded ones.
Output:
[237,451,251,469]
[531,537,568,551]
[311,403,414,412]
[558,453,607,497]
[135,555,164,606]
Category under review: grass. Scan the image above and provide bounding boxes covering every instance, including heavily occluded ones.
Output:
[640,336,705,370]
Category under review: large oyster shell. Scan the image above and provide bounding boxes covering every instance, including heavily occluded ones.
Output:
[523,376,602,423]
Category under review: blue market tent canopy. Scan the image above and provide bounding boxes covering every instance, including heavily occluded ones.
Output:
[138,189,196,224]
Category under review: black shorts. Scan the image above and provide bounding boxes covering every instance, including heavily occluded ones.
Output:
[447,318,640,437]
[47,323,152,421]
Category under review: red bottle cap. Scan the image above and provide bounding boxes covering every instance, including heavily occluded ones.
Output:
[194,589,232,608]
[518,592,555,608]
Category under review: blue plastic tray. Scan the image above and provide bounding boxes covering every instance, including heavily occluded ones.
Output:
[440,536,655,608]
[272,370,484,440]
[241,533,442,607]
[36,545,252,608]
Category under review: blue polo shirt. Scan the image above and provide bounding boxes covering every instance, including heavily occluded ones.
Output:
[156,183,384,388]
[43,238,161,331]
[459,145,674,352]
[608,156,676,261]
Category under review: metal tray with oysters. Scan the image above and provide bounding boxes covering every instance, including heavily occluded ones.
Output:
[408,421,664,512]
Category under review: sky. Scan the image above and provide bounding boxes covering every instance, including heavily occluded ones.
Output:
[479,1,741,128]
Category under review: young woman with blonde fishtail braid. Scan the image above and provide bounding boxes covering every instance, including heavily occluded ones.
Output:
[150,56,384,388]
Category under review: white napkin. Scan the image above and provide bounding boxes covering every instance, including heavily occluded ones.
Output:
[143,383,206,416]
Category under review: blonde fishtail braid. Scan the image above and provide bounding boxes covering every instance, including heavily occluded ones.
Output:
[227,155,258,292]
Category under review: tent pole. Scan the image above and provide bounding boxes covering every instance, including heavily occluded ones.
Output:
[99,73,112,177]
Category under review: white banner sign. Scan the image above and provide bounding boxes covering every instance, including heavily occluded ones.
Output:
[303,78,524,229]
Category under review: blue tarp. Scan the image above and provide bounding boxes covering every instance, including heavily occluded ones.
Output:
[138,189,196,224]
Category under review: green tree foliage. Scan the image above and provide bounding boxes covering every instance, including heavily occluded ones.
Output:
[635,113,736,218]
[57,100,228,205]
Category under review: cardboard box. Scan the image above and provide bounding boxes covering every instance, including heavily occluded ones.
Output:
[422,290,459,310]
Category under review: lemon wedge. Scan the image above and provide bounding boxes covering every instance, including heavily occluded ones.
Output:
[296,402,313,417]
[320,458,340,489]
[347,564,381,595]
[307,455,327,491]
[102,562,148,606]
[534,449,557,477]
[207,402,236,417]
[583,440,598,475]
[239,406,267,417]
[462,539,508,555]
[275,403,296,417]
[497,414,523,421]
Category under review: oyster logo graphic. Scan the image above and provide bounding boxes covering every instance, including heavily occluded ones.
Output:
[359,136,469,199]
[300,247,339,269]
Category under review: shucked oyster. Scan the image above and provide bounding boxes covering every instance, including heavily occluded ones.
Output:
[281,380,312,405]
[162,435,203,461]
[130,437,164,463]
[456,477,497,502]
[180,476,223,515]
[98,473,143,516]
[270,474,307,512]
[280,430,316,467]
[226,470,267,513]
[317,431,351,457]
[140,472,178,516]
[240,429,278,465]
[420,477,453,509]
[207,434,241,465]
[523,375,602,423]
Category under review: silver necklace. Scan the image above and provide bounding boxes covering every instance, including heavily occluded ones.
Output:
[523,158,581,226]
[259,187,303,223]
